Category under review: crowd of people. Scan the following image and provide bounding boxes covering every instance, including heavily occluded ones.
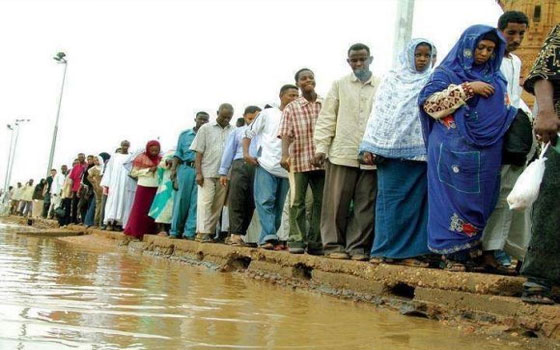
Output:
[2,11,559,305]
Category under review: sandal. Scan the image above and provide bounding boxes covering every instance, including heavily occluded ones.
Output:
[260,242,274,250]
[398,258,430,268]
[369,257,383,264]
[228,235,245,246]
[522,284,555,305]
[441,260,466,272]
[157,232,169,237]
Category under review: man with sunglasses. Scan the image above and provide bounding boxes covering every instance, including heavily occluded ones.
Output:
[312,43,379,261]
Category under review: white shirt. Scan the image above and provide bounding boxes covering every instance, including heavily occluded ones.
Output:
[500,53,523,109]
[50,173,66,195]
[245,107,288,178]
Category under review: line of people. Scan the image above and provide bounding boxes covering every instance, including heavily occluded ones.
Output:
[2,11,559,305]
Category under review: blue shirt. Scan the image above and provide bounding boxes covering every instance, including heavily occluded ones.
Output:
[174,129,196,162]
[218,126,246,176]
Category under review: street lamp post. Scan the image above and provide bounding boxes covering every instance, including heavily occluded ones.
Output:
[46,51,68,177]
[3,124,15,192]
[3,119,31,192]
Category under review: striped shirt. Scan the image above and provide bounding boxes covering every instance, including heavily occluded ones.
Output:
[278,96,323,173]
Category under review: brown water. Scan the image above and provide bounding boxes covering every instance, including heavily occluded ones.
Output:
[0,223,518,350]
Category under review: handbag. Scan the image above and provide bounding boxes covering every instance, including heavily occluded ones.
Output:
[503,109,533,166]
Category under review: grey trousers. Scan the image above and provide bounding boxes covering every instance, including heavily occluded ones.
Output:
[321,162,377,255]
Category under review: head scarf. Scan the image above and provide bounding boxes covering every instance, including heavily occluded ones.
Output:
[132,140,162,169]
[419,25,517,147]
[360,38,435,159]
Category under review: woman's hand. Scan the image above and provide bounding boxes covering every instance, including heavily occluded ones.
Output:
[219,176,228,187]
[469,81,495,98]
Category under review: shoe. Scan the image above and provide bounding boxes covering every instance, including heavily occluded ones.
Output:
[326,252,350,260]
[260,242,275,250]
[350,254,369,261]
[306,248,324,256]
[200,234,214,243]
[288,247,305,254]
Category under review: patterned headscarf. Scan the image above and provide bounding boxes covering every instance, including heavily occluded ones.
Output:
[360,38,435,159]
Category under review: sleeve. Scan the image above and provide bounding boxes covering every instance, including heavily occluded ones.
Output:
[130,167,152,178]
[100,158,113,187]
[523,24,560,95]
[174,133,185,160]
[189,127,206,153]
[422,83,474,119]
[314,80,339,154]
[245,112,265,139]
[277,105,294,139]
[218,130,237,176]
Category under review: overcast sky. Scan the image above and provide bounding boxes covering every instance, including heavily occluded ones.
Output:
[0,0,502,186]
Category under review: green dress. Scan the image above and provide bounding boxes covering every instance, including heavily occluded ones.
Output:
[149,151,175,224]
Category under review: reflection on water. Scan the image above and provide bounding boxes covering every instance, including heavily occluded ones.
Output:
[0,223,514,350]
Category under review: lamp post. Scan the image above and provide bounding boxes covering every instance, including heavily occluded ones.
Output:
[3,119,31,192]
[46,51,68,177]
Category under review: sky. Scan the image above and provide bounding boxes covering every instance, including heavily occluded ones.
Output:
[0,0,503,187]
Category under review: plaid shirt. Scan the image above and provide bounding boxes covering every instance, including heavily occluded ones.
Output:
[278,96,324,172]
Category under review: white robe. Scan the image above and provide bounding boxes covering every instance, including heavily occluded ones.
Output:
[101,153,136,225]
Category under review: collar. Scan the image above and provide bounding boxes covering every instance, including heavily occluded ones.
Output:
[296,95,323,106]
[211,121,231,129]
[350,72,376,86]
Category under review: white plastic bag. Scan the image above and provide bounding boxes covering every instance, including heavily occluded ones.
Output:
[507,143,550,211]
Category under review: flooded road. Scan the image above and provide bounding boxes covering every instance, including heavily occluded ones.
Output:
[0,223,518,350]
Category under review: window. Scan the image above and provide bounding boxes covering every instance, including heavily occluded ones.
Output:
[534,5,542,22]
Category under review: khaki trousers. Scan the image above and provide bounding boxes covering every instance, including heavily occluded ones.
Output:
[196,177,228,234]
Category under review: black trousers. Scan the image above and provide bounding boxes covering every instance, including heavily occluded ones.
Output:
[71,193,80,224]
[58,198,72,226]
[227,159,255,235]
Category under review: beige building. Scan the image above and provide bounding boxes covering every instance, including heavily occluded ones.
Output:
[498,0,560,105]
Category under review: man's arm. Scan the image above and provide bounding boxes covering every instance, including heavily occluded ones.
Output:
[312,80,339,167]
[534,79,560,144]
[278,107,293,171]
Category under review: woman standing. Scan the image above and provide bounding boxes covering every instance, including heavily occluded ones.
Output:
[31,179,46,218]
[418,25,517,271]
[360,38,435,267]
[124,140,162,240]
[148,150,176,236]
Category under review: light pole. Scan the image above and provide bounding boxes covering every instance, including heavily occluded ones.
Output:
[46,51,68,177]
[3,119,31,192]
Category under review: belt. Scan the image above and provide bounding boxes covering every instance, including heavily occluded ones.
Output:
[179,160,195,168]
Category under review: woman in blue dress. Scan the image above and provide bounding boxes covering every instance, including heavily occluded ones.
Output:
[418,25,517,271]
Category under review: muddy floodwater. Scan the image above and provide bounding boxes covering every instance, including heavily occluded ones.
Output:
[0,223,520,350]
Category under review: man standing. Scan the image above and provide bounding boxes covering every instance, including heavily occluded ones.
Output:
[190,104,233,242]
[520,24,560,304]
[169,111,209,239]
[101,140,132,231]
[42,169,55,218]
[48,165,67,218]
[482,11,531,270]
[243,85,299,249]
[219,106,261,245]
[10,182,22,214]
[68,153,87,224]
[278,69,324,254]
[313,43,379,261]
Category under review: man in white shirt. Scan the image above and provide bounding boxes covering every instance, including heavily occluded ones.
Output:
[243,85,299,248]
[482,11,530,271]
[190,103,233,242]
[48,165,67,218]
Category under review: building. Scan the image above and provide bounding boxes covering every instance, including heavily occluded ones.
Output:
[498,0,560,105]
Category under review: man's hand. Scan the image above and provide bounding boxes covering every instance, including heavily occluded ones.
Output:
[311,152,326,167]
[535,109,560,144]
[196,173,204,187]
[219,176,228,187]
[469,81,495,98]
[170,169,177,182]
[280,155,290,171]
[360,152,376,165]
[244,154,258,166]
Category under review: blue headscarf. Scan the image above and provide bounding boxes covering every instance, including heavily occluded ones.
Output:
[419,24,517,147]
